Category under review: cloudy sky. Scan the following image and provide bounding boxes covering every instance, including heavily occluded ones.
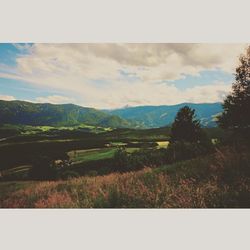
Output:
[0,43,248,108]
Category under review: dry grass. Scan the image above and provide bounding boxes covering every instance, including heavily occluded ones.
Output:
[1,147,250,208]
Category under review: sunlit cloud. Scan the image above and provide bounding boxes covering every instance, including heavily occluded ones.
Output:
[0,94,16,101]
[0,43,248,108]
[34,95,74,104]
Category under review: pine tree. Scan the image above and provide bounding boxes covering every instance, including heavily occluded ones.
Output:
[218,46,250,130]
[170,106,202,143]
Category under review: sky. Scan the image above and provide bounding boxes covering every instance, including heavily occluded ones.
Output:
[0,43,248,109]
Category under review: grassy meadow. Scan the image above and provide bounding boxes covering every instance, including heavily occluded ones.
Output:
[0,123,249,208]
[1,146,249,208]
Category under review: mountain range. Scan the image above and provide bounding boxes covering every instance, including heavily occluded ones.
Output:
[0,100,222,128]
[0,100,133,128]
[105,102,223,128]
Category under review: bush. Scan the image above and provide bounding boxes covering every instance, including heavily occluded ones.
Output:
[29,156,58,180]
[113,148,129,171]
[86,170,98,177]
[28,152,71,181]
[60,170,80,180]
[167,141,213,163]
[113,148,168,172]
[212,147,250,185]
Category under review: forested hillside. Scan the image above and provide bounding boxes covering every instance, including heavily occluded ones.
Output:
[0,100,133,128]
[106,102,222,127]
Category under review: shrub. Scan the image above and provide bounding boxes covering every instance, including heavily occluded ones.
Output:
[113,147,168,172]
[29,156,58,181]
[60,170,80,180]
[212,147,250,185]
[86,170,98,177]
[113,148,129,171]
[166,141,213,163]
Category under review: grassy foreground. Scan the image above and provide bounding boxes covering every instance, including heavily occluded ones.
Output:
[1,147,249,208]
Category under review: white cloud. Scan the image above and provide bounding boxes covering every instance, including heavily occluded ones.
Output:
[183,82,231,103]
[34,95,74,104]
[0,95,16,101]
[82,80,230,108]
[0,43,248,108]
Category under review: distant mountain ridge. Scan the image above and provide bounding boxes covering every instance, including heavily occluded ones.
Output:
[105,102,223,128]
[0,100,133,128]
[0,100,223,128]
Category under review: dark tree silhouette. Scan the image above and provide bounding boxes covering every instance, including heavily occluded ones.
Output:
[113,148,129,171]
[29,155,57,180]
[218,46,250,130]
[170,106,202,143]
[29,152,69,180]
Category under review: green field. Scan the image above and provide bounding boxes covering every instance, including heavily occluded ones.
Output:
[68,148,117,163]
[0,123,113,138]
[0,125,223,181]
[156,141,169,148]
[68,147,139,164]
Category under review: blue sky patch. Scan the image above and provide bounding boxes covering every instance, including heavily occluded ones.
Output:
[170,70,234,90]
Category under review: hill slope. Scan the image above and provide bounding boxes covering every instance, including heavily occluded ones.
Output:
[106,102,223,128]
[0,100,133,128]
[1,147,249,208]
